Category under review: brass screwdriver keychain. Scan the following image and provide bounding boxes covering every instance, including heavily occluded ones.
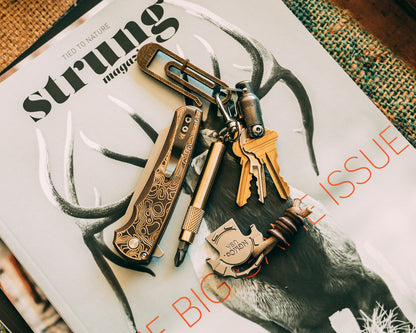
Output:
[175,95,240,266]
[174,139,225,266]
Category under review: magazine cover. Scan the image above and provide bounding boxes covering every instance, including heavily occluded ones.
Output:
[0,0,415,332]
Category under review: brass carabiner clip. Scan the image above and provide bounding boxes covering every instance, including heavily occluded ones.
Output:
[137,43,232,107]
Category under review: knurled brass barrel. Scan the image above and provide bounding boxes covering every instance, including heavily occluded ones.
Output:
[179,140,226,243]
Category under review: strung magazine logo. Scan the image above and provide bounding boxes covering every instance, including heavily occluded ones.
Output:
[102,52,138,85]
[22,0,179,122]
[61,23,138,85]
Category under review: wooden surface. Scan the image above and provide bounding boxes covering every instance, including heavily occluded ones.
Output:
[332,0,416,69]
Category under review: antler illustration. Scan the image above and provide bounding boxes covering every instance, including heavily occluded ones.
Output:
[36,109,159,333]
[166,0,319,175]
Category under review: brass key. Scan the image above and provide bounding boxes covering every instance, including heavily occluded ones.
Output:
[232,135,253,207]
[244,129,290,200]
[240,129,266,203]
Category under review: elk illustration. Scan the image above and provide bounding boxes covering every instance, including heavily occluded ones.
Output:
[36,1,414,332]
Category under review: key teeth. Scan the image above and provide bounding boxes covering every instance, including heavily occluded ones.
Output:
[274,175,290,200]
[242,129,267,204]
[236,198,247,207]
[281,189,290,200]
[255,174,266,203]
[257,191,265,203]
[233,139,251,207]
[245,129,290,201]
[274,178,290,200]
[236,184,250,207]
[236,173,251,207]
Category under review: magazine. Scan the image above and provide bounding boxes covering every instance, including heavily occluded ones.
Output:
[0,0,415,332]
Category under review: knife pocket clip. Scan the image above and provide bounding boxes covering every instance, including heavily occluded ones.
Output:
[137,43,232,107]
[165,110,196,178]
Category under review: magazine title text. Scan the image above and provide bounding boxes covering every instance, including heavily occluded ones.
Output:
[23,0,179,122]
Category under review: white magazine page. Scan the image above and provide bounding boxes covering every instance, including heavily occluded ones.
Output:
[0,0,415,332]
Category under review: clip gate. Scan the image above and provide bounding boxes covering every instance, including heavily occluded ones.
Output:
[137,43,232,107]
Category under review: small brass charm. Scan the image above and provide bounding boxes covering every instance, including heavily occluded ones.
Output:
[205,219,265,278]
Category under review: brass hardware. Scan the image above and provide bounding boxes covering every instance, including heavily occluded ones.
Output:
[205,219,265,278]
[137,43,232,107]
[174,140,226,266]
[235,81,265,138]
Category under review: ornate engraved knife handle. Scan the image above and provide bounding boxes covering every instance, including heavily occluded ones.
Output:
[113,105,202,264]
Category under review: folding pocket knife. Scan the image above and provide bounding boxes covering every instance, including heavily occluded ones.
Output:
[113,105,202,264]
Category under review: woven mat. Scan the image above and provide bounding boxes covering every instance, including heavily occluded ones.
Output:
[0,0,76,71]
[283,0,416,146]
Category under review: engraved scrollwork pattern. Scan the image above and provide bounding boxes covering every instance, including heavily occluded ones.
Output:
[115,120,198,260]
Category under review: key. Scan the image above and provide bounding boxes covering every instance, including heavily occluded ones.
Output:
[246,152,266,203]
[244,129,290,200]
[232,136,253,207]
[240,129,266,203]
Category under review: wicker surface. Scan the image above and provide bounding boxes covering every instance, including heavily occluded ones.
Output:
[332,0,416,69]
[283,0,416,146]
[0,0,76,71]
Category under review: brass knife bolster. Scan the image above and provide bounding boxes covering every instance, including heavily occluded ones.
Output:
[113,106,202,264]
